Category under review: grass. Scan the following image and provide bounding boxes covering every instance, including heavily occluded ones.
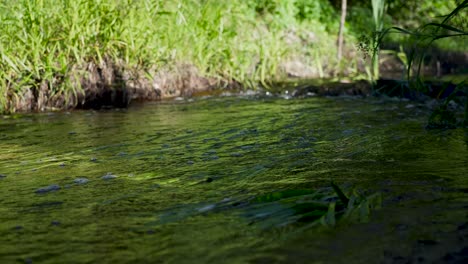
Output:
[0,0,465,113]
[376,0,468,127]
[0,0,350,113]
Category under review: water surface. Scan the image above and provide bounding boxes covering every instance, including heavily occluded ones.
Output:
[1,96,467,263]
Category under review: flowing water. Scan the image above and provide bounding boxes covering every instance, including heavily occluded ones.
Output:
[0,96,467,263]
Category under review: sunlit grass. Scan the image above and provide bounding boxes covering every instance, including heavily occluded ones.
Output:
[0,0,354,112]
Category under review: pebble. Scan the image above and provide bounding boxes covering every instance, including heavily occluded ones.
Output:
[90,157,97,162]
[0,174,6,179]
[35,185,61,194]
[102,173,117,180]
[74,178,89,185]
[198,204,216,213]
[220,198,232,203]
[240,145,254,150]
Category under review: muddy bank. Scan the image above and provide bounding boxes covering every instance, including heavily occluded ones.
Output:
[271,78,466,101]
[5,60,242,112]
[4,56,466,113]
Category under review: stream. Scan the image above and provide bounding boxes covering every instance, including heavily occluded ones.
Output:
[1,95,467,263]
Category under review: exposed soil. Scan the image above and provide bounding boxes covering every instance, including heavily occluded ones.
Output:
[6,60,241,112]
[3,45,466,113]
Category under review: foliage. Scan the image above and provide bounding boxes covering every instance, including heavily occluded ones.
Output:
[376,0,468,127]
[0,0,465,113]
[250,183,382,228]
[370,0,387,82]
[0,0,352,112]
[387,0,460,28]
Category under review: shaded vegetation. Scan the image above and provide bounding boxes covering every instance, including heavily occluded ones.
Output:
[374,0,467,127]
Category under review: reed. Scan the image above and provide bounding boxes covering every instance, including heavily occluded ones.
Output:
[370,0,387,82]
[376,0,468,127]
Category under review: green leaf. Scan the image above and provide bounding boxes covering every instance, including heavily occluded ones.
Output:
[331,181,350,205]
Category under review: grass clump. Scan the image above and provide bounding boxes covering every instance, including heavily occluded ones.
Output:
[0,0,349,113]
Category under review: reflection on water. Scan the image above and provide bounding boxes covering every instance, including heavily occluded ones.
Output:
[0,96,467,263]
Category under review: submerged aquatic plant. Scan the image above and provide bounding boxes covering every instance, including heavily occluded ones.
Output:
[328,181,382,225]
[248,182,382,229]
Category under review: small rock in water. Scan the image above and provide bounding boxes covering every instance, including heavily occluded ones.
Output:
[74,178,89,185]
[68,131,77,135]
[90,157,97,162]
[206,177,214,183]
[220,197,232,203]
[14,225,23,230]
[198,204,216,213]
[102,173,117,180]
[230,153,243,157]
[210,155,219,160]
[240,145,254,150]
[0,174,6,179]
[187,160,195,165]
[59,163,65,167]
[36,185,61,194]
[51,220,60,226]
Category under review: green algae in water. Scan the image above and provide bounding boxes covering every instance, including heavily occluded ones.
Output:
[0,96,467,263]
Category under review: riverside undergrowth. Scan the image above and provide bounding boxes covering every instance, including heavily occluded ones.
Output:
[0,0,351,113]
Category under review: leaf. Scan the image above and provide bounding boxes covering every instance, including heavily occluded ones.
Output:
[359,200,370,223]
[422,23,467,34]
[254,189,316,203]
[331,181,350,205]
[325,202,336,227]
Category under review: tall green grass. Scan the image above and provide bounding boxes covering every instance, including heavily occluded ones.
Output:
[370,0,386,82]
[0,0,350,112]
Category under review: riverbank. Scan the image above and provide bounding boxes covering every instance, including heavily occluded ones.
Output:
[0,0,465,113]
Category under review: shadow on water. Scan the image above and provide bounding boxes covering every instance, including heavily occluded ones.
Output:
[0,95,467,263]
